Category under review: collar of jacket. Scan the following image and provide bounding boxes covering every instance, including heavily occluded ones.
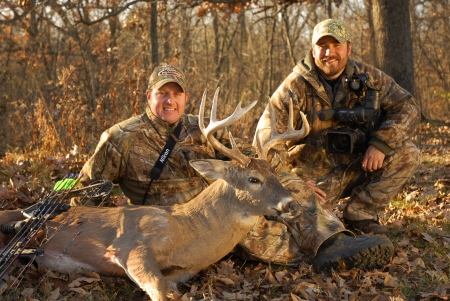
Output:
[294,50,356,106]
[145,106,184,137]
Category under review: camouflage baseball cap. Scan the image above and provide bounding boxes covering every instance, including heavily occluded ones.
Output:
[148,64,187,92]
[311,19,351,46]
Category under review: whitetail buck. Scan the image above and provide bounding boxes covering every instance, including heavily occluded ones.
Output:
[0,89,309,301]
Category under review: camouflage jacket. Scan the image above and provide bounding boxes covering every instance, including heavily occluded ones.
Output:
[255,51,421,180]
[80,107,218,206]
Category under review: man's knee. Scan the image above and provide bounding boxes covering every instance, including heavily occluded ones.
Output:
[384,140,420,175]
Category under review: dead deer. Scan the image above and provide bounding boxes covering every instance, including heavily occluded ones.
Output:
[0,88,309,301]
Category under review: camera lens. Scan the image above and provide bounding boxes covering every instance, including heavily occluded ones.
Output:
[331,134,351,153]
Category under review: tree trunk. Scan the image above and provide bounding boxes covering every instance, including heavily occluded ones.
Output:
[371,0,415,96]
[364,0,376,65]
[282,6,296,67]
[150,1,159,66]
[213,14,221,79]
[326,0,333,18]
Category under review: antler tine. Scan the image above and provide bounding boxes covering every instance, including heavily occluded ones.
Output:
[199,88,257,166]
[258,97,310,159]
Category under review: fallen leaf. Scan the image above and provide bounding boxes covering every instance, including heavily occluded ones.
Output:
[383,274,399,287]
[433,258,448,271]
[68,287,88,296]
[21,288,34,298]
[68,277,101,288]
[422,232,436,243]
[425,270,440,280]
[47,287,60,301]
[398,237,410,247]
[264,268,278,284]
[406,190,420,201]
[411,257,426,269]
[216,276,235,286]
[46,270,68,280]
[275,270,288,282]
[222,291,244,300]
[291,292,308,301]
[180,293,190,301]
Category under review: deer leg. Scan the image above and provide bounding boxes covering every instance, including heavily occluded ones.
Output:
[116,245,168,301]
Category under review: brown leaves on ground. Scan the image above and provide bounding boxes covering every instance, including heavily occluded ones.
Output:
[0,122,450,300]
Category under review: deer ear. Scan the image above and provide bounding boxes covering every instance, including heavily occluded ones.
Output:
[189,159,231,179]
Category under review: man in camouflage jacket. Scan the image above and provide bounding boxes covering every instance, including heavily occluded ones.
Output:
[80,63,394,273]
[255,19,420,264]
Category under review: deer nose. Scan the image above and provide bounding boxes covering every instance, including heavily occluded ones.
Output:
[289,202,300,212]
[279,196,295,213]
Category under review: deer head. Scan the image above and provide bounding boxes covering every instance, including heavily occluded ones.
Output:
[191,88,310,216]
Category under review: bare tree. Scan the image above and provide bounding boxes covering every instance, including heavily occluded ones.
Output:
[1,0,449,153]
[151,1,159,66]
[371,0,415,95]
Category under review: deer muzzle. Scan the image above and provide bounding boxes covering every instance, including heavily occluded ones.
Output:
[277,196,295,214]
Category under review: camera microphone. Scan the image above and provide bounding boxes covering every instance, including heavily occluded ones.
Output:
[318,109,334,121]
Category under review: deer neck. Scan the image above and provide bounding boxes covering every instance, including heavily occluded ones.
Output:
[173,179,258,231]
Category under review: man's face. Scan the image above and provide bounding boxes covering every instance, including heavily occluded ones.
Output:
[146,82,189,124]
[312,36,352,80]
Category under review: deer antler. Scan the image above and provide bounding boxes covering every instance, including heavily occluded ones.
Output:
[199,88,257,167]
[255,98,310,160]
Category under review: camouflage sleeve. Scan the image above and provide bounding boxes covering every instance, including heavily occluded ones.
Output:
[369,69,421,150]
[79,130,125,186]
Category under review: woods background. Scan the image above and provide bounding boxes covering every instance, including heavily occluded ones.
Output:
[0,0,448,157]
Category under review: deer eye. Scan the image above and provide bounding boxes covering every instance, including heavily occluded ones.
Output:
[248,177,260,184]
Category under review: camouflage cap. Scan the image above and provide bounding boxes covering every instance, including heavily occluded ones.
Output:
[148,64,187,92]
[311,19,351,46]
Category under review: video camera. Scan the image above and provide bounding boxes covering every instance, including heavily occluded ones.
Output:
[319,73,381,155]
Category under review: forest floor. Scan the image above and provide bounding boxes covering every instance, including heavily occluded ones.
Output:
[0,121,449,301]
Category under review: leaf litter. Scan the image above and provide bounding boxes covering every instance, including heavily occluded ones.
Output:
[0,122,449,300]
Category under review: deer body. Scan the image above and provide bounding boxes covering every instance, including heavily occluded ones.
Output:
[0,159,293,301]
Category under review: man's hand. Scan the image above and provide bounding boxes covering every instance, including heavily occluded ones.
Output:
[362,145,385,172]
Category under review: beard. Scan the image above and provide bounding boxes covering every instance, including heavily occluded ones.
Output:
[314,55,348,79]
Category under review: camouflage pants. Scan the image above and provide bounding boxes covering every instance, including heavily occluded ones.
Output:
[236,177,350,266]
[316,140,420,221]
